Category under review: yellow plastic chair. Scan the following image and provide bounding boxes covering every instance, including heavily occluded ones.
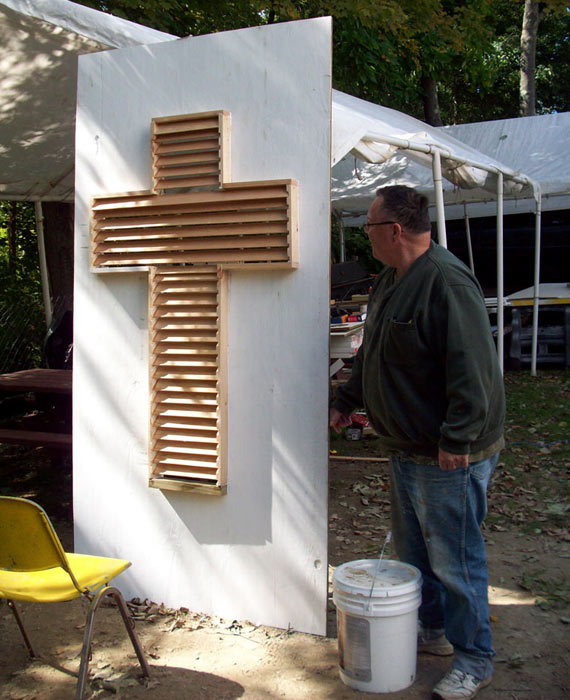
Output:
[0,496,150,699]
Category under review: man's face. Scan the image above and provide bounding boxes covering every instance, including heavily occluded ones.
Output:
[366,197,395,265]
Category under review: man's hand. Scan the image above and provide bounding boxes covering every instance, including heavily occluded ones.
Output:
[438,448,469,471]
[330,407,353,433]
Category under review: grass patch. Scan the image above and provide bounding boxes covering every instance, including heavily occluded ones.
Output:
[493,369,570,535]
[330,369,570,537]
[519,569,570,611]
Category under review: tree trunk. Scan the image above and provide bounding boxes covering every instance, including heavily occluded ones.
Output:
[41,202,74,317]
[421,74,444,126]
[520,0,540,116]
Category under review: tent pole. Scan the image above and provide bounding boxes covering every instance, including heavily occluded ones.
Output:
[463,203,475,274]
[431,149,447,247]
[35,201,52,329]
[338,212,346,263]
[496,174,504,374]
[531,191,542,376]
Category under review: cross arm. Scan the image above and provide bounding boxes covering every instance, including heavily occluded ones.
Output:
[91,180,298,269]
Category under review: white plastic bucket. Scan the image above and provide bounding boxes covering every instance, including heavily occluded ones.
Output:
[333,559,422,693]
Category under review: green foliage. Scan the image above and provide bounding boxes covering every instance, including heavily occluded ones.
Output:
[489,370,570,535]
[504,370,570,442]
[331,215,384,273]
[533,6,570,113]
[0,202,38,283]
[74,0,569,124]
[332,13,422,116]
[0,202,45,372]
[77,1,265,35]
[455,0,570,122]
[266,1,501,122]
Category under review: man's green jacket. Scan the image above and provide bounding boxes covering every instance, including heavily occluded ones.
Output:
[333,242,505,458]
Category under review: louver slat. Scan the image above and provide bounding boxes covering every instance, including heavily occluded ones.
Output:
[149,266,227,487]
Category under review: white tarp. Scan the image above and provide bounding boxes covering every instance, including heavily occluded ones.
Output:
[442,113,570,219]
[0,0,174,201]
[331,90,543,225]
[332,94,570,225]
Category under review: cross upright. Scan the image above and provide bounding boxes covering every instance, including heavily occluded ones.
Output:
[91,111,299,495]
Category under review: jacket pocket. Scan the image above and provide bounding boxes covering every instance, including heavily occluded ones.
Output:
[383,318,421,368]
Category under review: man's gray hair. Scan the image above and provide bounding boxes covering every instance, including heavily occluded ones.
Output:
[375,185,431,234]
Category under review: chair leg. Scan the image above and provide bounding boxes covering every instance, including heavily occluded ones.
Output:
[75,586,150,700]
[107,587,151,679]
[7,600,38,658]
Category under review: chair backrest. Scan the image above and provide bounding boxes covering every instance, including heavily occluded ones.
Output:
[0,496,69,572]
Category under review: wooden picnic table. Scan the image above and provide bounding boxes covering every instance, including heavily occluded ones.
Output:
[0,369,72,449]
[0,368,72,395]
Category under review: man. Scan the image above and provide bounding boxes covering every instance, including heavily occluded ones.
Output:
[330,186,505,700]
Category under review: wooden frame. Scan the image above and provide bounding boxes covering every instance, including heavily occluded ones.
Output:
[90,111,298,493]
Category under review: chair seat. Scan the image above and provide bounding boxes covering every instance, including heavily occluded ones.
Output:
[0,552,131,602]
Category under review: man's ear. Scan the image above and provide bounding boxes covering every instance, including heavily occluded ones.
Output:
[392,222,402,240]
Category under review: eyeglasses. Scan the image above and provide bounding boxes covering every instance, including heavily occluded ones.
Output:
[364,220,396,232]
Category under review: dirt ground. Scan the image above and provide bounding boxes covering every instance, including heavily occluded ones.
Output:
[1,450,569,700]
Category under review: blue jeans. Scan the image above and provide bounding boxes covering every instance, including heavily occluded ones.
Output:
[389,453,499,680]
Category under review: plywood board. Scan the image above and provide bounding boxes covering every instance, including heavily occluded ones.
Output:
[74,18,332,635]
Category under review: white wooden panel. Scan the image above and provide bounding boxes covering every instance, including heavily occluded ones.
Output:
[74,18,331,634]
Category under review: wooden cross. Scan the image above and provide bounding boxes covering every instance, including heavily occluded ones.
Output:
[91,111,298,495]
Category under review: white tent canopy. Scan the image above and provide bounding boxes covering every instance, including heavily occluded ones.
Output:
[331,90,541,226]
[0,0,174,201]
[331,108,570,225]
[442,113,570,219]
[332,89,535,192]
